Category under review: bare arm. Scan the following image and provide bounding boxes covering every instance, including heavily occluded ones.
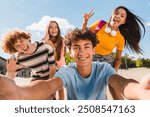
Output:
[58,87,65,100]
[0,74,21,99]
[0,74,63,100]
[49,64,56,78]
[113,50,122,71]
[108,74,150,100]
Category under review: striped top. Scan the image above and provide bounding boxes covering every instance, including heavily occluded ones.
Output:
[17,41,55,80]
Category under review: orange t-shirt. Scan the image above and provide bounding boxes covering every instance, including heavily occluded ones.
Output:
[90,20,125,55]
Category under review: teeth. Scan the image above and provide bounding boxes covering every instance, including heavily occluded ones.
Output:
[23,46,28,51]
[78,57,86,61]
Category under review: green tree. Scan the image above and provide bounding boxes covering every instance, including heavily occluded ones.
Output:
[136,59,143,68]
[65,52,74,65]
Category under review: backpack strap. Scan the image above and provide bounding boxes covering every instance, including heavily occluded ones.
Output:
[94,20,106,33]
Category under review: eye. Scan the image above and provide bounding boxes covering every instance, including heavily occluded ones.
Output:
[121,15,125,18]
[85,46,90,49]
[115,11,119,15]
[73,46,79,50]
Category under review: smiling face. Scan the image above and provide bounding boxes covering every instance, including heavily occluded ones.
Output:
[49,21,59,37]
[110,8,127,28]
[14,38,31,54]
[71,39,95,69]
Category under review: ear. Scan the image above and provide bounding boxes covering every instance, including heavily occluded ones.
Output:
[70,48,74,58]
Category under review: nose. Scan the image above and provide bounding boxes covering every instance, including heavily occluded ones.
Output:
[19,44,25,49]
[116,13,121,18]
[17,44,26,51]
[78,48,85,55]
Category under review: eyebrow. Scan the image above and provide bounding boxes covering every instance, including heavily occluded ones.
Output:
[73,42,92,47]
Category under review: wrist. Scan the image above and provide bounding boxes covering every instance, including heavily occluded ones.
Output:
[6,71,16,79]
[83,20,88,24]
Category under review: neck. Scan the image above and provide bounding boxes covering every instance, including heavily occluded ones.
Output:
[76,64,92,78]
[27,42,37,55]
[108,23,118,31]
[51,37,56,43]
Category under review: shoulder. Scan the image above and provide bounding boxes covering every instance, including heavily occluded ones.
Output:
[117,32,125,41]
[94,61,112,69]
[39,41,54,50]
[90,20,107,31]
[93,61,116,74]
[56,63,76,74]
[34,41,54,55]
[61,63,76,70]
[54,63,77,81]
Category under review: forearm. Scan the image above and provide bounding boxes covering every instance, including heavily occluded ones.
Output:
[21,78,63,100]
[114,58,121,72]
[109,74,138,99]
[82,20,88,29]
[49,65,56,78]
[6,71,17,80]
[0,74,19,99]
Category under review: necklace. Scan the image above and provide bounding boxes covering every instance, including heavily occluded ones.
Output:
[104,25,118,36]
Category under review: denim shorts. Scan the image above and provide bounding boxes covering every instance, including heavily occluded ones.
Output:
[92,53,114,66]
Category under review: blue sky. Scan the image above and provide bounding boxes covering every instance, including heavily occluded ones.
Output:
[0,0,150,59]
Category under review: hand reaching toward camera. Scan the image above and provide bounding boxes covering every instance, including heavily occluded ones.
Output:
[6,58,23,79]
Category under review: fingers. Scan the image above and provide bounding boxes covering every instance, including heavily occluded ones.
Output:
[18,64,25,69]
[10,54,16,59]
[83,9,95,21]
[6,58,19,70]
[6,58,17,64]
[88,9,95,17]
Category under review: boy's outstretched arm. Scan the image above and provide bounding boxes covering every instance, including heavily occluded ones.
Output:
[20,77,63,100]
[0,74,63,100]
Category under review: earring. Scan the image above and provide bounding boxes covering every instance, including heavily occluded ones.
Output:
[104,25,117,36]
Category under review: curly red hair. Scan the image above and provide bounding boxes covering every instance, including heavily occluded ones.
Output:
[2,30,31,54]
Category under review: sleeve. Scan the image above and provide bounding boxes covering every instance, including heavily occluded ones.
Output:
[54,67,68,87]
[89,20,101,32]
[104,63,116,84]
[116,35,125,51]
[45,44,55,65]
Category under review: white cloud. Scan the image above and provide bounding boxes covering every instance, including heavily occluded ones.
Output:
[146,22,150,26]
[25,16,76,37]
[0,27,19,45]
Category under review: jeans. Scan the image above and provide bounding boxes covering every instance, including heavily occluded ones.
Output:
[92,53,114,66]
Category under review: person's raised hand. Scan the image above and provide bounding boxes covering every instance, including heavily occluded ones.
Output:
[83,9,95,22]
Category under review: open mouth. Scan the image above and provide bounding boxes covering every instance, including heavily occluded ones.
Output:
[23,46,28,52]
[113,18,120,23]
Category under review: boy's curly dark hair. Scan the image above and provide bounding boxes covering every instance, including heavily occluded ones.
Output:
[66,28,99,49]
